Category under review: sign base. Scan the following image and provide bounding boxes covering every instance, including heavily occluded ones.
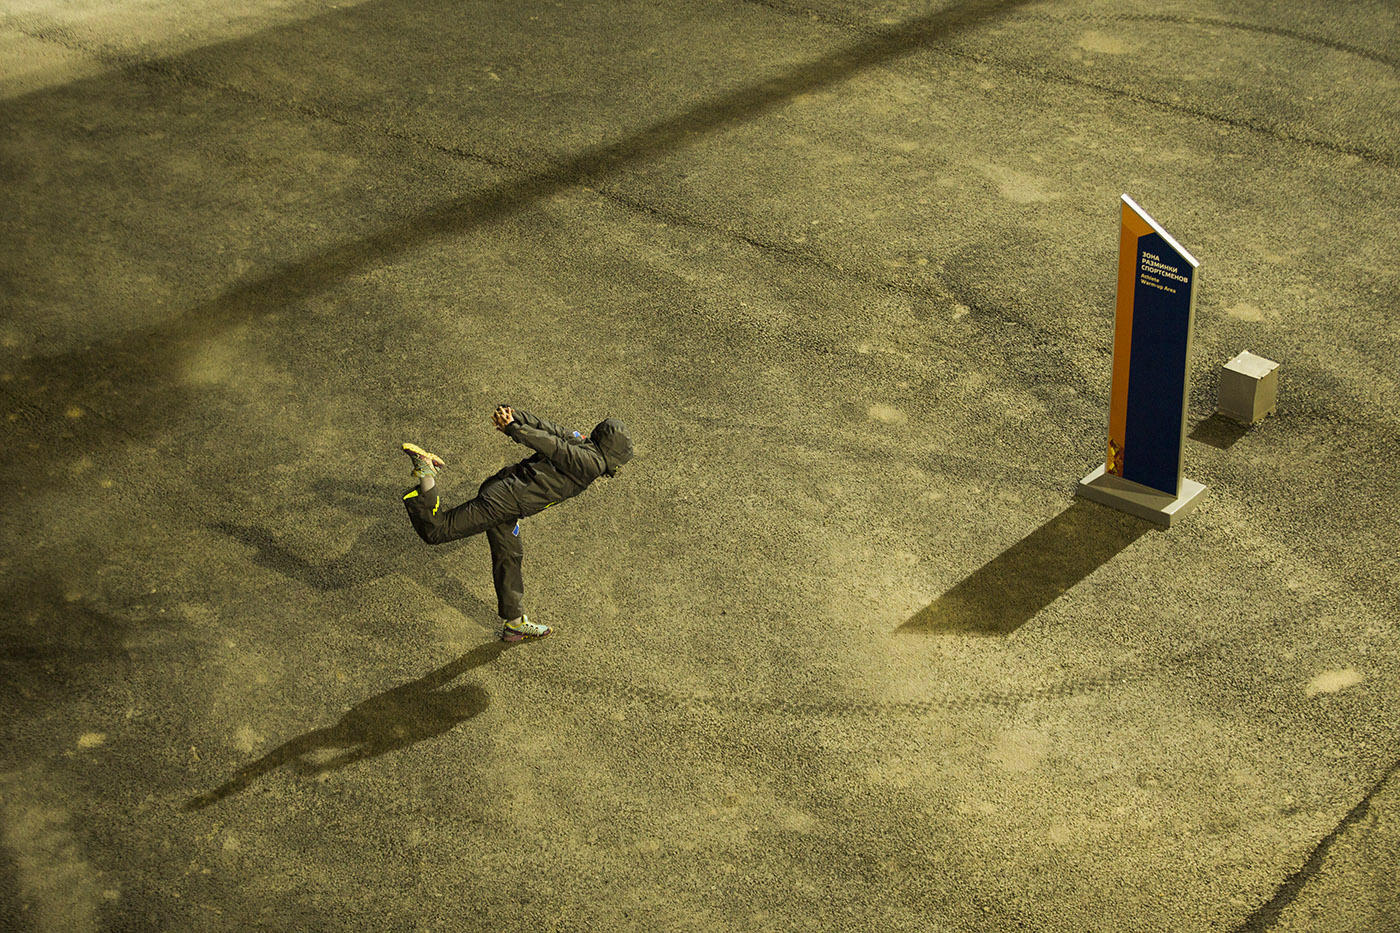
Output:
[1076,464,1206,527]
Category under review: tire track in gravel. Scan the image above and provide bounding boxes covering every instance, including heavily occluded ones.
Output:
[497,635,1257,717]
[745,0,1399,169]
[489,631,1378,723]
[939,46,1398,169]
[1113,13,1399,71]
[504,665,1132,717]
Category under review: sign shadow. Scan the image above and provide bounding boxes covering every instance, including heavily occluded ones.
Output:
[185,640,511,810]
[898,499,1152,636]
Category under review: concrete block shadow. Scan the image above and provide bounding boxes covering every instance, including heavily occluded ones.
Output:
[898,499,1152,636]
[185,640,511,810]
[1190,413,1251,451]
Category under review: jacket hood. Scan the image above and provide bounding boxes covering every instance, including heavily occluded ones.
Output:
[590,418,634,475]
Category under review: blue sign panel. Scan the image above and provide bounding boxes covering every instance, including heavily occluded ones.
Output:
[1123,233,1196,493]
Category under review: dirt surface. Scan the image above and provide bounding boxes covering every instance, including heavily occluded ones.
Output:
[2,0,1398,930]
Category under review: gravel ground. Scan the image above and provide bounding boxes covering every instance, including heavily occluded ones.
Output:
[1,0,1397,930]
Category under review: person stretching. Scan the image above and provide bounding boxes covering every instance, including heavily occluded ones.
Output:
[401,406,634,642]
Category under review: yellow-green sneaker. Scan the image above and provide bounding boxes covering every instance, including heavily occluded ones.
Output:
[401,442,445,478]
[502,615,551,643]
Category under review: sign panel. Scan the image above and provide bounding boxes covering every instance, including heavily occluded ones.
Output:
[1106,195,1200,496]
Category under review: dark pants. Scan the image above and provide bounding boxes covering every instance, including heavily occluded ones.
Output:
[403,470,524,621]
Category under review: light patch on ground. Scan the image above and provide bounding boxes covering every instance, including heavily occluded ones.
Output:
[183,325,264,388]
[177,601,218,627]
[0,31,99,100]
[1228,763,1265,788]
[976,163,1062,203]
[1153,147,1199,164]
[0,0,377,99]
[988,728,1049,772]
[867,403,907,425]
[1046,820,1081,845]
[955,796,1000,817]
[233,724,266,754]
[76,732,106,749]
[1077,31,1139,55]
[713,787,821,844]
[0,770,105,933]
[776,806,819,833]
[867,756,933,791]
[1305,668,1364,696]
[1227,303,1266,322]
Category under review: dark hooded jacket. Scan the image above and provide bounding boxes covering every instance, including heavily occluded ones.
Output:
[498,410,634,518]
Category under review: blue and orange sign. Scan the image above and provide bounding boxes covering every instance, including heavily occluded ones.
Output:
[1106,195,1200,496]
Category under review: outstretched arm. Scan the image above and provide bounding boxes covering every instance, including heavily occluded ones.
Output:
[506,407,573,441]
[493,407,602,481]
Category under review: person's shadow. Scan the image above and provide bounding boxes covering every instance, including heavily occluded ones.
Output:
[185,640,511,810]
[210,477,499,629]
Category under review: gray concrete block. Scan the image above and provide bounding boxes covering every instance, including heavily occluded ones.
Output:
[1218,350,1279,425]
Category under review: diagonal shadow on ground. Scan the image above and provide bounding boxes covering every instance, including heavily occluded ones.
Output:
[1233,754,1400,932]
[2,0,1030,474]
[185,640,512,810]
[898,498,1152,636]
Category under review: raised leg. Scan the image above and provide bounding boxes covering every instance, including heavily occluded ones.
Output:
[403,485,514,546]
